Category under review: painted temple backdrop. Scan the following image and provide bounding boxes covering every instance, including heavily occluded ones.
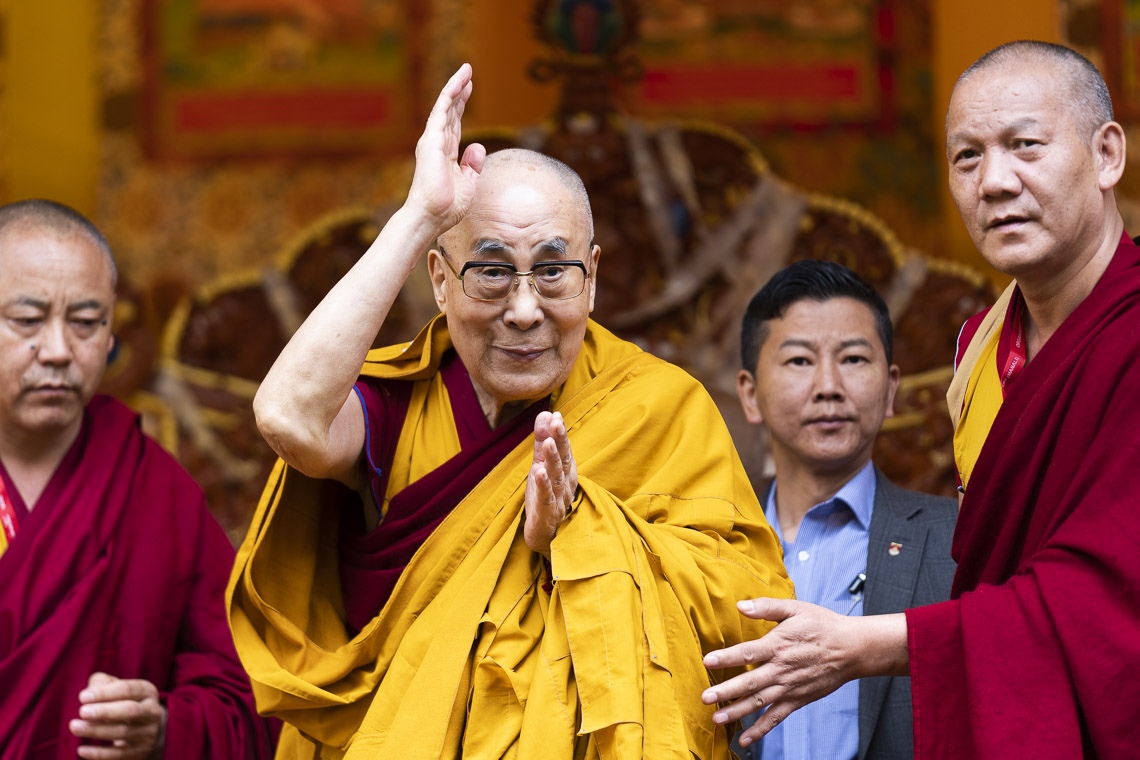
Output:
[1,0,1132,542]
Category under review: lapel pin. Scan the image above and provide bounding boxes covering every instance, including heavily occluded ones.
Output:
[888,542,902,556]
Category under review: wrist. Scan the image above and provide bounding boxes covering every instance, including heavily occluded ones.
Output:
[848,613,910,679]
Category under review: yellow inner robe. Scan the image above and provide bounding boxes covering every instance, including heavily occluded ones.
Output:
[948,282,1015,489]
[228,317,793,759]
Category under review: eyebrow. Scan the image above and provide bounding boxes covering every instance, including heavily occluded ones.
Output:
[947,117,1046,150]
[469,237,572,259]
[777,337,875,351]
[2,296,108,312]
[67,299,109,313]
[472,239,510,258]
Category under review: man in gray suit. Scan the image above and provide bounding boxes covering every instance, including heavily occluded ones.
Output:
[732,259,957,760]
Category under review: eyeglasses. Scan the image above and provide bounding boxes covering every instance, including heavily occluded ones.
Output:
[441,255,589,302]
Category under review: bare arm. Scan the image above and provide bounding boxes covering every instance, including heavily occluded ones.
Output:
[701,598,909,749]
[253,63,486,486]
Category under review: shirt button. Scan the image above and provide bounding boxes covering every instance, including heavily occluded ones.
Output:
[797,550,810,562]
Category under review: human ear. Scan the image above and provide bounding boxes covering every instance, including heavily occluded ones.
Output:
[736,369,765,425]
[586,244,601,313]
[884,364,901,419]
[426,249,449,312]
[1095,121,1126,191]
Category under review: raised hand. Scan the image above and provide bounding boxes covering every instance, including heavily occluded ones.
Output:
[406,63,487,232]
[70,672,167,759]
[524,411,577,556]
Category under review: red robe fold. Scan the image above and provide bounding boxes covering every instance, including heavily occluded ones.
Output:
[0,395,273,759]
[908,234,1140,758]
[340,350,544,632]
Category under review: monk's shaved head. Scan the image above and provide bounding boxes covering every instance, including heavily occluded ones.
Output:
[439,149,594,253]
[0,199,117,288]
[953,41,1113,141]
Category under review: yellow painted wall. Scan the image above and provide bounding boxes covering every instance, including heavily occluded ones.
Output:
[3,0,100,215]
[932,0,1060,277]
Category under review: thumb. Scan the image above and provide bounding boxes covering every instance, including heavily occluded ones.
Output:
[86,672,117,688]
[738,596,802,622]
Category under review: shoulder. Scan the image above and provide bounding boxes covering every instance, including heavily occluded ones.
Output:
[955,306,992,370]
[89,395,207,503]
[874,470,957,526]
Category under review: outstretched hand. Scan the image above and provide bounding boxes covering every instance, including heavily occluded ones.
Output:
[701,598,885,749]
[525,411,577,557]
[70,672,167,759]
[406,63,487,232]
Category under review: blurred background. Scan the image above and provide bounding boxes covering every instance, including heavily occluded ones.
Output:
[0,0,1129,542]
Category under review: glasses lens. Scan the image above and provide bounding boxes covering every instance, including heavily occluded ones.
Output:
[463,264,516,300]
[532,263,585,300]
[460,262,587,301]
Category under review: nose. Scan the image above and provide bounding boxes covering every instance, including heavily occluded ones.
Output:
[36,318,73,366]
[503,274,544,330]
[813,358,844,401]
[978,151,1022,200]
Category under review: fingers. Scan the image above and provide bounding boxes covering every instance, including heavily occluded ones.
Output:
[72,675,164,759]
[702,667,761,705]
[79,675,159,707]
[428,63,473,123]
[736,704,794,747]
[534,412,573,465]
[524,412,576,555]
[533,412,575,501]
[460,142,486,174]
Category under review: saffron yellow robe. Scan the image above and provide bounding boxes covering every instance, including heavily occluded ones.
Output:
[228,318,793,759]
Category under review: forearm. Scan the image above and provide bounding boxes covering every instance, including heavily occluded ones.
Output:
[849,612,909,679]
[254,204,442,460]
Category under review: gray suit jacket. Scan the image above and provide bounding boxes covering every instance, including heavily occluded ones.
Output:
[735,468,957,760]
[856,469,956,760]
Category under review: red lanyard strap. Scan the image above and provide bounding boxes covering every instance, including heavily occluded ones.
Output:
[1000,291,1028,394]
[0,476,19,544]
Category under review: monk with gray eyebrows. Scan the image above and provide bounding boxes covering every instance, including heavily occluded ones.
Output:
[232,63,792,759]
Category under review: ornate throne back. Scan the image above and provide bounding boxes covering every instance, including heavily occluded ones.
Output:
[156,4,997,541]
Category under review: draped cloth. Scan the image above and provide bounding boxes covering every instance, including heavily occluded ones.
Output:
[0,395,272,759]
[910,233,1140,758]
[228,317,794,760]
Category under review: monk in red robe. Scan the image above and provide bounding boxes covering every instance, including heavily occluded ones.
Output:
[701,41,1140,758]
[0,200,274,759]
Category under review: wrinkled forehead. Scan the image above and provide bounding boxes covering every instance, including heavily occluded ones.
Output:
[0,225,116,293]
[441,165,589,258]
[950,59,1068,118]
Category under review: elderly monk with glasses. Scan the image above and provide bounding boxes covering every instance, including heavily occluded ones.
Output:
[229,64,793,760]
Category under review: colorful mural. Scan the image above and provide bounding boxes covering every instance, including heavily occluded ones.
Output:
[629,0,892,127]
[142,0,425,159]
[98,0,466,289]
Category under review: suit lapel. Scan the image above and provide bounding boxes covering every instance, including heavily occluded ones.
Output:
[857,469,929,760]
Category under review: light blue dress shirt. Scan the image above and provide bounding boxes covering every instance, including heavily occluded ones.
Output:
[757,461,876,760]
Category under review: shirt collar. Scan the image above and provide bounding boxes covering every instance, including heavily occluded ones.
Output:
[765,460,877,534]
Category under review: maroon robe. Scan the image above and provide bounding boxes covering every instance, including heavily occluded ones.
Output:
[339,351,545,632]
[0,395,273,759]
[907,233,1140,758]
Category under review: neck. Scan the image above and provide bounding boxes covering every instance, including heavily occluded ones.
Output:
[1019,215,1122,360]
[771,452,868,543]
[479,398,529,429]
[0,422,80,510]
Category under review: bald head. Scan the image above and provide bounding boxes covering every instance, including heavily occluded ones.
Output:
[954,41,1113,141]
[0,199,117,289]
[456,149,594,242]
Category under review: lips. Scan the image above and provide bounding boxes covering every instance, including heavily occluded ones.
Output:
[25,383,79,396]
[806,415,855,428]
[987,215,1031,230]
[497,346,547,359]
